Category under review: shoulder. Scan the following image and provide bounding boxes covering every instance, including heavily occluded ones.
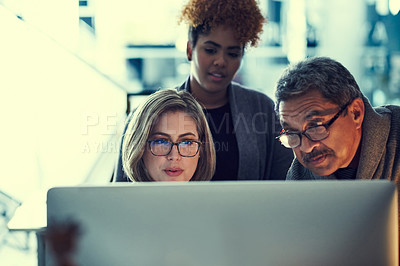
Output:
[382,106,400,137]
[374,104,400,126]
[367,104,400,148]
[230,82,274,106]
[286,159,316,180]
[377,104,400,114]
[176,77,189,92]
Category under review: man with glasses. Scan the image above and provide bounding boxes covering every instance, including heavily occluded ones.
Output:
[274,56,400,183]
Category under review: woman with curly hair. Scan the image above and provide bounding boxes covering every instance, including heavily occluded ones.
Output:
[176,0,294,181]
[113,0,293,182]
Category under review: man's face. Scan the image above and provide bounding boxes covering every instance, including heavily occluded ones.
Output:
[278,91,364,176]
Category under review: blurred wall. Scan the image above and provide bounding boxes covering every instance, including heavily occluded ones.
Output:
[316,0,366,83]
[0,5,126,201]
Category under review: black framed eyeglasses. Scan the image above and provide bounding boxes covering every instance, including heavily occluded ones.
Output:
[147,139,201,157]
[277,102,351,149]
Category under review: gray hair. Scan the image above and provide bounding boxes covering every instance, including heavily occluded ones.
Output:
[275,57,363,114]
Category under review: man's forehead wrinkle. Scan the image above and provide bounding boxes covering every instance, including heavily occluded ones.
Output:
[281,102,338,119]
[281,98,316,111]
[280,104,312,119]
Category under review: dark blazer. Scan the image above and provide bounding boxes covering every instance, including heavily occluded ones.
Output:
[178,77,293,180]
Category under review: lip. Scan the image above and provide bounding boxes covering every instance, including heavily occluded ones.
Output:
[164,168,183,177]
[308,154,328,166]
[209,72,225,82]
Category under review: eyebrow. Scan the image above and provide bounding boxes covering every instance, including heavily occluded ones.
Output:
[281,108,339,129]
[149,132,198,139]
[203,40,242,51]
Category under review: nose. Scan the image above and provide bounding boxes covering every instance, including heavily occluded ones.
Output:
[299,135,319,153]
[213,52,226,67]
[167,144,182,161]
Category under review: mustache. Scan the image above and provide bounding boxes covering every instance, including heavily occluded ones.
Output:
[302,148,335,163]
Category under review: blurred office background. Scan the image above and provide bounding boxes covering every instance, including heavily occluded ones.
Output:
[0,0,399,264]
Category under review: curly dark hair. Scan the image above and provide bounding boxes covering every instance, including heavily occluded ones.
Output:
[178,0,266,48]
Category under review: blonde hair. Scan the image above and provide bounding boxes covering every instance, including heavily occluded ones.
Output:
[122,89,216,182]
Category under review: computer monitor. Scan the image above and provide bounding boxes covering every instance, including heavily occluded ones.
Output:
[46,180,398,266]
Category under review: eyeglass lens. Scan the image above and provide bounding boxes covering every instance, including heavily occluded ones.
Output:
[149,140,199,156]
[280,127,329,148]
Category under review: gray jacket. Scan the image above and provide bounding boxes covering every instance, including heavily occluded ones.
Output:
[286,97,400,239]
[178,78,294,180]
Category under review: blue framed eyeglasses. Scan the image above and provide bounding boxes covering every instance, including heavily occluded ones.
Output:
[147,139,201,157]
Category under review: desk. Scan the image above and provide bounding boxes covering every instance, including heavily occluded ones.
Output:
[7,189,47,266]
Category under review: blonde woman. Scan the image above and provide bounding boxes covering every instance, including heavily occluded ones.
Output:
[122,89,216,182]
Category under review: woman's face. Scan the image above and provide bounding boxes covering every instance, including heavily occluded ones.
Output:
[143,111,201,182]
[187,25,243,99]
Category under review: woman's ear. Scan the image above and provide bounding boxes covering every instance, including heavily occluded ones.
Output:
[349,98,365,129]
[186,41,193,61]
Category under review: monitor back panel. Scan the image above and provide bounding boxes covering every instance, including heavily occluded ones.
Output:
[46,181,398,266]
